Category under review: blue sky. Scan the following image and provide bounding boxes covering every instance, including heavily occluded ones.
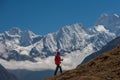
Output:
[0,0,120,35]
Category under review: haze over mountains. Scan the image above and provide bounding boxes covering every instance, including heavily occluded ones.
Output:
[0,13,120,80]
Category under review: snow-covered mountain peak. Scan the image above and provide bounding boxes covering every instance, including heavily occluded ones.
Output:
[113,13,119,18]
[8,27,21,35]
[92,25,116,38]
[6,27,37,38]
[24,30,37,38]
[99,13,119,19]
[60,23,86,34]
[99,13,108,18]
[72,23,86,31]
[96,14,120,26]
[94,25,109,32]
[95,14,120,36]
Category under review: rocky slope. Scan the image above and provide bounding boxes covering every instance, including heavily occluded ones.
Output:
[46,45,120,80]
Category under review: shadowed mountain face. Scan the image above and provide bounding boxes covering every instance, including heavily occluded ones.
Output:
[46,46,120,80]
[82,36,120,64]
[0,64,17,80]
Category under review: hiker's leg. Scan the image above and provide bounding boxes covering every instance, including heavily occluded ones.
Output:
[54,65,59,75]
[59,65,62,73]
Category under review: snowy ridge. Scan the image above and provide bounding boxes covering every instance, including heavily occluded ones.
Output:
[96,14,120,36]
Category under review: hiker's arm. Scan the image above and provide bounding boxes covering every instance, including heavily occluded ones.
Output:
[61,58,63,61]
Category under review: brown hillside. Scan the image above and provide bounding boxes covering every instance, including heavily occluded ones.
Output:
[46,46,120,80]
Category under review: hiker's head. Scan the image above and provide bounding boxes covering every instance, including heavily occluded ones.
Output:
[57,51,60,56]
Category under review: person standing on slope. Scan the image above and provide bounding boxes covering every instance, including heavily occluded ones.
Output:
[54,50,63,75]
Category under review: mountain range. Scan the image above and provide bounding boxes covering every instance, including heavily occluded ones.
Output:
[0,14,120,61]
[0,13,120,80]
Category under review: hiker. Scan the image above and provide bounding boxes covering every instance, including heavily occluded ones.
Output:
[54,50,63,75]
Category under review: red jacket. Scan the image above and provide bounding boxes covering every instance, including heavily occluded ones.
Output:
[54,56,61,65]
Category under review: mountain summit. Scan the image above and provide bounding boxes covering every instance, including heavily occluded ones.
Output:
[96,14,120,36]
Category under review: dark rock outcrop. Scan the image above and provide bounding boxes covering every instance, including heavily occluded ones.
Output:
[0,64,18,80]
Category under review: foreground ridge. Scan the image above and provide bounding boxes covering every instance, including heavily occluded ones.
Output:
[46,45,120,80]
